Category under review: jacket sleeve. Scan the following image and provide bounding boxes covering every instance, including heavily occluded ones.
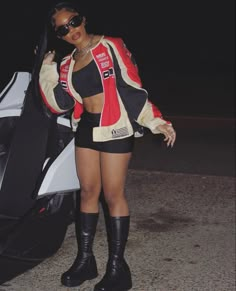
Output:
[39,62,75,114]
[110,38,171,134]
[137,99,172,134]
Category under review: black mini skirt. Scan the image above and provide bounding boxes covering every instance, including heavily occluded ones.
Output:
[74,111,134,153]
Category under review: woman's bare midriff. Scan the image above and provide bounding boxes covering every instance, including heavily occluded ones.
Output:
[82,93,104,113]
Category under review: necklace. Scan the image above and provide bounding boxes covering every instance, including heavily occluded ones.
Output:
[74,35,94,59]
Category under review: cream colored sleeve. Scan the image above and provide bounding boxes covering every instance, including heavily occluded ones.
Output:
[39,63,72,114]
[137,100,171,134]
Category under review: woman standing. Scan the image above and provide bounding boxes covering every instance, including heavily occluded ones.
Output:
[38,1,176,290]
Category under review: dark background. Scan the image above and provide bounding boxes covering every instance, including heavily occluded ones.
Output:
[1,0,235,117]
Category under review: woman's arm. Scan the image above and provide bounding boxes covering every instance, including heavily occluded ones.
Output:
[39,51,75,114]
[111,38,176,146]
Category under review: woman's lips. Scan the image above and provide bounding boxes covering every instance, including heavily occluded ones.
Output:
[72,32,81,41]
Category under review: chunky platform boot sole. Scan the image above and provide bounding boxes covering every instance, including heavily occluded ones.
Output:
[61,271,98,287]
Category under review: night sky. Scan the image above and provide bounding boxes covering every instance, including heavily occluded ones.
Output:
[1,0,234,117]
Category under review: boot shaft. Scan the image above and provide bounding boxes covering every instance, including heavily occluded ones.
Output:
[109,216,130,258]
[75,212,99,254]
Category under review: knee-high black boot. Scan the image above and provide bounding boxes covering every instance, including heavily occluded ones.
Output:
[61,212,99,287]
[94,216,132,291]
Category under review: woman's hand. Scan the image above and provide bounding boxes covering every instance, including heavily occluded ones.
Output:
[43,50,56,65]
[157,123,176,147]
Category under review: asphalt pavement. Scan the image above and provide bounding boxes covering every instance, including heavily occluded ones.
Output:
[0,116,235,291]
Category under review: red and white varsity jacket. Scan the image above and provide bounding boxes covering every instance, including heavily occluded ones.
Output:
[39,36,171,142]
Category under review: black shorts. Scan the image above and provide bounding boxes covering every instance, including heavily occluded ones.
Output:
[74,111,134,153]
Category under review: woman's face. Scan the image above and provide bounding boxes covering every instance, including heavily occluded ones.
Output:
[53,8,86,45]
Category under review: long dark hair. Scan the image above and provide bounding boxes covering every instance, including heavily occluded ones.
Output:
[31,1,81,116]
[33,1,81,75]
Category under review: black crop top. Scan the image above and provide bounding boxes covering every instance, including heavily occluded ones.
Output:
[72,60,103,98]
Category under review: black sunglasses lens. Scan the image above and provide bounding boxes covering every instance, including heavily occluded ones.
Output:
[70,15,83,27]
[57,26,69,37]
[56,15,83,37]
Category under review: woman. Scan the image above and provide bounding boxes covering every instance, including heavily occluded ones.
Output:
[38,1,176,290]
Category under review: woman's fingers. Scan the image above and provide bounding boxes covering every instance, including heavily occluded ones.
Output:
[43,50,56,64]
[158,124,176,147]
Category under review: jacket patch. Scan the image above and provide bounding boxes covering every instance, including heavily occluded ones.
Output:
[103,68,114,79]
[60,80,68,90]
[111,127,129,138]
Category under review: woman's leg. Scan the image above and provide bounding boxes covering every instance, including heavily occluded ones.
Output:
[76,147,102,213]
[61,147,102,287]
[100,152,132,216]
[94,152,133,291]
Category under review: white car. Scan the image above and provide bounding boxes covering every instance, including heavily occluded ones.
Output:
[0,71,80,284]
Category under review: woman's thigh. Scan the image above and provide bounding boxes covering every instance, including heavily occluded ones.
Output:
[100,152,132,193]
[75,147,102,193]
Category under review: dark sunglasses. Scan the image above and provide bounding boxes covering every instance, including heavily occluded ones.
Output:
[56,15,83,37]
